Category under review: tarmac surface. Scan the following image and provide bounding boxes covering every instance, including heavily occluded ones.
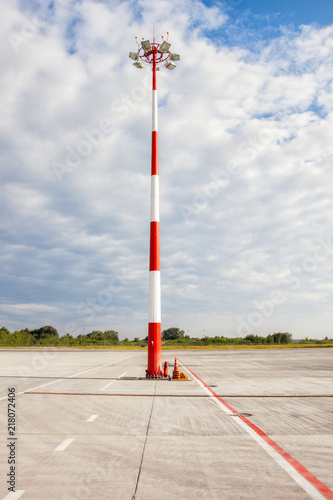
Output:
[0,347,332,500]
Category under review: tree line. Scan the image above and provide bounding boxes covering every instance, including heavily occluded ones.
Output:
[0,326,119,347]
[0,325,331,347]
[161,328,332,345]
[160,328,294,345]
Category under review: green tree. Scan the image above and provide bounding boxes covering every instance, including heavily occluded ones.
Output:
[0,327,12,346]
[13,330,34,346]
[87,330,103,341]
[273,332,292,344]
[162,327,185,341]
[61,333,74,346]
[279,332,292,344]
[104,330,119,343]
[30,326,59,342]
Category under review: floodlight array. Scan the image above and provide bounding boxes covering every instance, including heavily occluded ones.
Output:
[129,33,180,70]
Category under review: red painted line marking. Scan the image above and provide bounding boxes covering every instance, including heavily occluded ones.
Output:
[179,361,333,500]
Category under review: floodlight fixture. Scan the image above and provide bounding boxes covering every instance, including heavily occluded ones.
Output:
[129,31,180,379]
[164,60,176,70]
[129,51,139,61]
[141,39,152,52]
[159,41,171,53]
[133,61,144,69]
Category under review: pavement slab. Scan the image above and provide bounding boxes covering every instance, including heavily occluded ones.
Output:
[0,348,332,499]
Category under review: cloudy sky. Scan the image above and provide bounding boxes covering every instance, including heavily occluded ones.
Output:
[1,0,332,339]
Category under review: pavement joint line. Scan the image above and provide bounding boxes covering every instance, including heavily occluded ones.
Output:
[100,371,127,390]
[0,354,135,401]
[54,438,75,452]
[0,375,127,380]
[2,491,25,500]
[86,414,98,422]
[22,392,333,397]
[131,380,157,500]
[178,359,333,500]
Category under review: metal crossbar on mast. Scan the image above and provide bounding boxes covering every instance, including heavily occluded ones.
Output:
[129,32,180,378]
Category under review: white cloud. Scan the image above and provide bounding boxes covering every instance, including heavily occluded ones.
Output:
[0,0,332,338]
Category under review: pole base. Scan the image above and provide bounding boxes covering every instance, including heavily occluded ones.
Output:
[145,366,170,379]
[147,322,162,376]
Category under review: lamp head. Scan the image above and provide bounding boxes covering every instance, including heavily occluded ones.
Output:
[133,61,144,69]
[141,40,152,52]
[159,41,171,53]
[164,60,176,70]
[129,52,139,61]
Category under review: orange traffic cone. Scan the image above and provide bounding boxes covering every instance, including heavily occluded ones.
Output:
[172,357,180,380]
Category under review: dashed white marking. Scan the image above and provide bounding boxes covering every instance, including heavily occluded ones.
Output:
[54,438,75,451]
[86,414,98,422]
[0,355,134,401]
[3,491,25,500]
[99,380,115,390]
[100,371,127,390]
[67,363,129,380]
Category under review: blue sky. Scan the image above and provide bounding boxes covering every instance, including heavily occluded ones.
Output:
[1,0,332,339]
[205,0,333,52]
[204,0,333,27]
[241,0,333,25]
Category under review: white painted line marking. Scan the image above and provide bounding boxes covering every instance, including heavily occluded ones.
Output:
[100,371,127,390]
[3,491,25,500]
[0,355,134,401]
[99,380,115,390]
[68,363,130,380]
[54,438,75,451]
[86,414,98,422]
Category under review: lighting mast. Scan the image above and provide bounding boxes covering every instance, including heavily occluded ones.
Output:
[129,33,180,378]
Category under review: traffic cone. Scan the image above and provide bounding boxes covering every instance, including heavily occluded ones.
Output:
[163,361,169,378]
[172,357,180,380]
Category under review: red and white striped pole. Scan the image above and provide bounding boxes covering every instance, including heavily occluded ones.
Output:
[129,33,179,378]
[147,48,162,377]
